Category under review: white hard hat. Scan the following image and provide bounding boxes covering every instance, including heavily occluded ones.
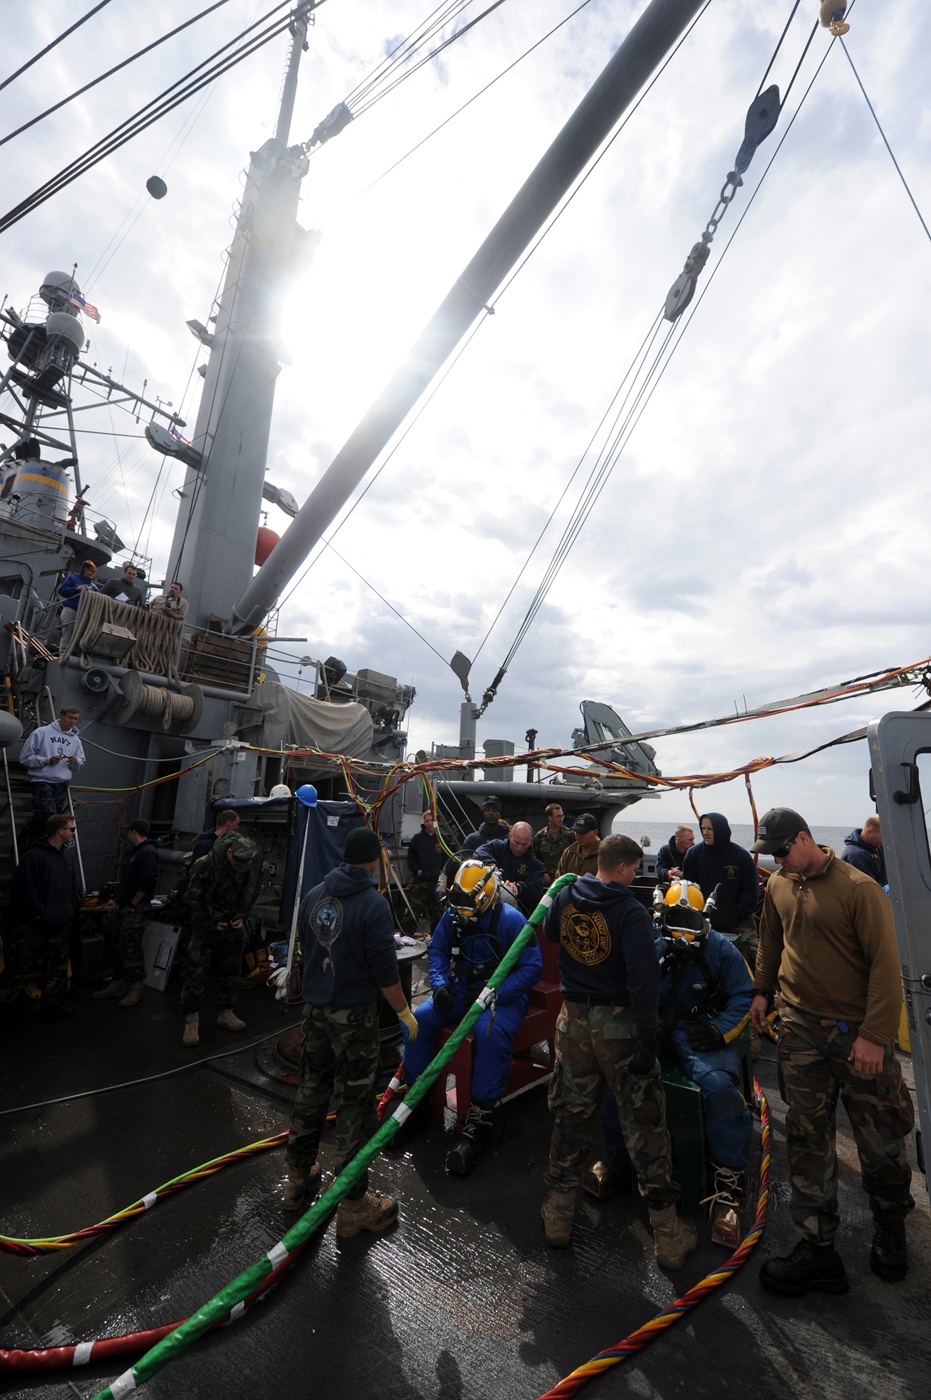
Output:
[269,784,292,799]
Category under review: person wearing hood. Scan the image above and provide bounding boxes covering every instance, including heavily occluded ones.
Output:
[842,817,887,886]
[179,831,263,1044]
[540,834,697,1271]
[681,812,760,959]
[93,819,159,1008]
[283,825,419,1237]
[656,825,695,883]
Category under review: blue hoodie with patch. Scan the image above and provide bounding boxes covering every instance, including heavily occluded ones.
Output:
[681,812,759,932]
[544,873,660,1038]
[299,863,399,1009]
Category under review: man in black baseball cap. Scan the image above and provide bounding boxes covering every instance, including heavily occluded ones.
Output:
[750,808,811,855]
[751,805,913,1296]
[555,813,601,879]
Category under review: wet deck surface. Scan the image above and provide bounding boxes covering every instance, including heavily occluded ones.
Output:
[1,982,929,1400]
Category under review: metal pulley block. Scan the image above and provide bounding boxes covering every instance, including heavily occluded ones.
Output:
[733,85,781,175]
[664,239,710,322]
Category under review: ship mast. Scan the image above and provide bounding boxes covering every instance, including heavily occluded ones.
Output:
[230,0,706,635]
[165,2,315,628]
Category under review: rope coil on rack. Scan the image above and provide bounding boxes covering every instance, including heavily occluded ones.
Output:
[135,683,196,730]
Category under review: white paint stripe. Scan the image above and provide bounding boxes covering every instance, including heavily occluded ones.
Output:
[387,1076,401,1092]
[73,1342,94,1367]
[110,1370,139,1397]
[393,1102,411,1124]
[266,1242,288,1269]
[141,1192,157,1210]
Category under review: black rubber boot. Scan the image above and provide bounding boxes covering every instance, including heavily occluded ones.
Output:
[759,1238,849,1296]
[446,1103,495,1175]
[870,1220,907,1282]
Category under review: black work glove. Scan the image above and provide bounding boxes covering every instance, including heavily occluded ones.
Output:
[433,984,454,1014]
[629,1034,657,1076]
[686,1021,724,1053]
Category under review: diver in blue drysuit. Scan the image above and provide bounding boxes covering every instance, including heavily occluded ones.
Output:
[587,881,753,1245]
[400,860,542,1173]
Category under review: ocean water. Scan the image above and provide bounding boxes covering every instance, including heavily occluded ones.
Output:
[611,818,850,856]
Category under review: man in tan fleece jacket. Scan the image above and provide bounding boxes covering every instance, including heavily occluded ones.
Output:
[749,806,913,1296]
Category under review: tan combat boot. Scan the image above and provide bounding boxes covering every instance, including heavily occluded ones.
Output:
[703,1165,746,1249]
[93,979,129,1000]
[336,1191,398,1238]
[540,1189,577,1248]
[118,982,145,1007]
[182,1013,200,1047]
[282,1163,322,1211]
[649,1205,699,1270]
[217,1008,246,1032]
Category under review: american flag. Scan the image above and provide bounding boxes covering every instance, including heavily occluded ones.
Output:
[69,292,101,324]
[168,423,192,446]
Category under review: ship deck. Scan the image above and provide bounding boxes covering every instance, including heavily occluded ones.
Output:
[1,981,929,1400]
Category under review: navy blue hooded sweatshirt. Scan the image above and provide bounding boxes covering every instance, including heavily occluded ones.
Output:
[543,873,660,1038]
[680,812,759,932]
[300,863,399,1009]
[842,829,887,886]
[474,835,546,915]
[11,839,81,929]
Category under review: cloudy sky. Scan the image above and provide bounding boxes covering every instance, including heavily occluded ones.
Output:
[2,0,929,826]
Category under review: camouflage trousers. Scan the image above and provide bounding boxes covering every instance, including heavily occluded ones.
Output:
[286,1001,381,1200]
[778,1004,914,1244]
[405,879,442,932]
[0,922,71,1001]
[180,921,245,1013]
[113,905,148,984]
[546,1002,679,1208]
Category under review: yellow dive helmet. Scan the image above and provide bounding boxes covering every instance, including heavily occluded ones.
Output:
[662,879,708,941]
[448,860,499,921]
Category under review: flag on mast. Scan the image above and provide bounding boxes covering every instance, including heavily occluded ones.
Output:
[69,292,100,323]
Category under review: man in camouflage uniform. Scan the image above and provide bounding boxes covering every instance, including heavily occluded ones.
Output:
[405,809,445,932]
[541,833,697,1270]
[180,832,263,1046]
[93,819,159,1008]
[751,807,914,1294]
[532,803,575,882]
[283,825,419,1236]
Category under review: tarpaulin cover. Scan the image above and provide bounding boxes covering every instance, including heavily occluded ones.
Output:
[247,681,372,761]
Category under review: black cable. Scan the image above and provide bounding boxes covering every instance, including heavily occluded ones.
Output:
[352,0,509,118]
[0,0,115,95]
[0,0,233,152]
[342,0,472,109]
[344,0,594,207]
[840,42,931,245]
[755,0,803,97]
[0,3,295,235]
[480,6,836,693]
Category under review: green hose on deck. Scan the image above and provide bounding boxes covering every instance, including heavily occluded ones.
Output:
[91,874,577,1400]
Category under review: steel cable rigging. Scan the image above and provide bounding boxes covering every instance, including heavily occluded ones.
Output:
[470,3,848,714]
[0,0,297,236]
